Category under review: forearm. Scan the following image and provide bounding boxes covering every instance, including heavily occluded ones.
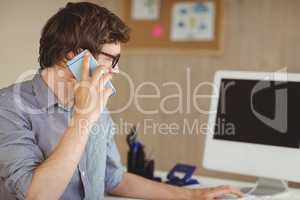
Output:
[26,115,91,200]
[110,173,192,200]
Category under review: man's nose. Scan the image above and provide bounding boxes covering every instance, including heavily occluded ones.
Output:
[111,64,120,73]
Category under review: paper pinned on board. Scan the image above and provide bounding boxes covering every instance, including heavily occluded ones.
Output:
[171,1,215,41]
[131,0,161,20]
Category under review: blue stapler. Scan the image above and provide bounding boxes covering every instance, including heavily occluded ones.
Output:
[165,164,199,186]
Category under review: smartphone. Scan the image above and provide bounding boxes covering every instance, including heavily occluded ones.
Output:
[67,49,116,96]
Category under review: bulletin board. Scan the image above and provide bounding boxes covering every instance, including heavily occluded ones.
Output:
[122,0,224,54]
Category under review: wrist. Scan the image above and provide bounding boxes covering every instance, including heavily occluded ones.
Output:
[74,111,97,123]
[184,188,194,200]
[70,113,94,134]
[174,187,193,200]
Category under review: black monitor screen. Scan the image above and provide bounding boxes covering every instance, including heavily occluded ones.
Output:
[213,79,300,149]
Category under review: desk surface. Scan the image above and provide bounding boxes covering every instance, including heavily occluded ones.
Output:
[105,171,300,200]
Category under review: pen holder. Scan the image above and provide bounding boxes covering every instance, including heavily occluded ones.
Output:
[127,143,161,182]
[126,125,161,182]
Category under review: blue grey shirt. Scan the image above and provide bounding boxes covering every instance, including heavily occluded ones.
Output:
[0,72,124,200]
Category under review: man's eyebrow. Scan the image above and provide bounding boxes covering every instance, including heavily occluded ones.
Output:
[100,51,120,57]
[109,51,121,56]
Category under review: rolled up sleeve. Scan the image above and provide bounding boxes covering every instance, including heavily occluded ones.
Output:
[104,116,124,193]
[0,108,44,199]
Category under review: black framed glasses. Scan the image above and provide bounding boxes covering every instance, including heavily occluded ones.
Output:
[99,51,120,69]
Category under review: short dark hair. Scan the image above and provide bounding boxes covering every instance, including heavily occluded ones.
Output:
[39,2,130,69]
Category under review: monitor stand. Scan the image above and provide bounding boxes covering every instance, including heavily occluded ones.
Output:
[240,178,289,196]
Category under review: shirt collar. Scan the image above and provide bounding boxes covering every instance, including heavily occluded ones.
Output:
[32,71,71,112]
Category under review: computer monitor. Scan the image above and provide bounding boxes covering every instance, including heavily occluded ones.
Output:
[203,70,300,197]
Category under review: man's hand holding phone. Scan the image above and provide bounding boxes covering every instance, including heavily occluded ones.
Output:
[74,52,113,123]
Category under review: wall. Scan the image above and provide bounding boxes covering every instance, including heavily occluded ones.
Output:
[1,0,300,185]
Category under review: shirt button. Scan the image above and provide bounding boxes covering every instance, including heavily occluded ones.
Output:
[82,171,85,177]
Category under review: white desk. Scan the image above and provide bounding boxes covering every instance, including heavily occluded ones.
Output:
[105,171,300,200]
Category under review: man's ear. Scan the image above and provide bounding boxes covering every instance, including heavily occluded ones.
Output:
[65,51,75,60]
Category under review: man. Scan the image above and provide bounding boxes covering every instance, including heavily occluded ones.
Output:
[0,2,243,200]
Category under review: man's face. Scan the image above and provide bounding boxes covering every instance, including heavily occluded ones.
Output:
[62,42,121,81]
[96,42,121,74]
